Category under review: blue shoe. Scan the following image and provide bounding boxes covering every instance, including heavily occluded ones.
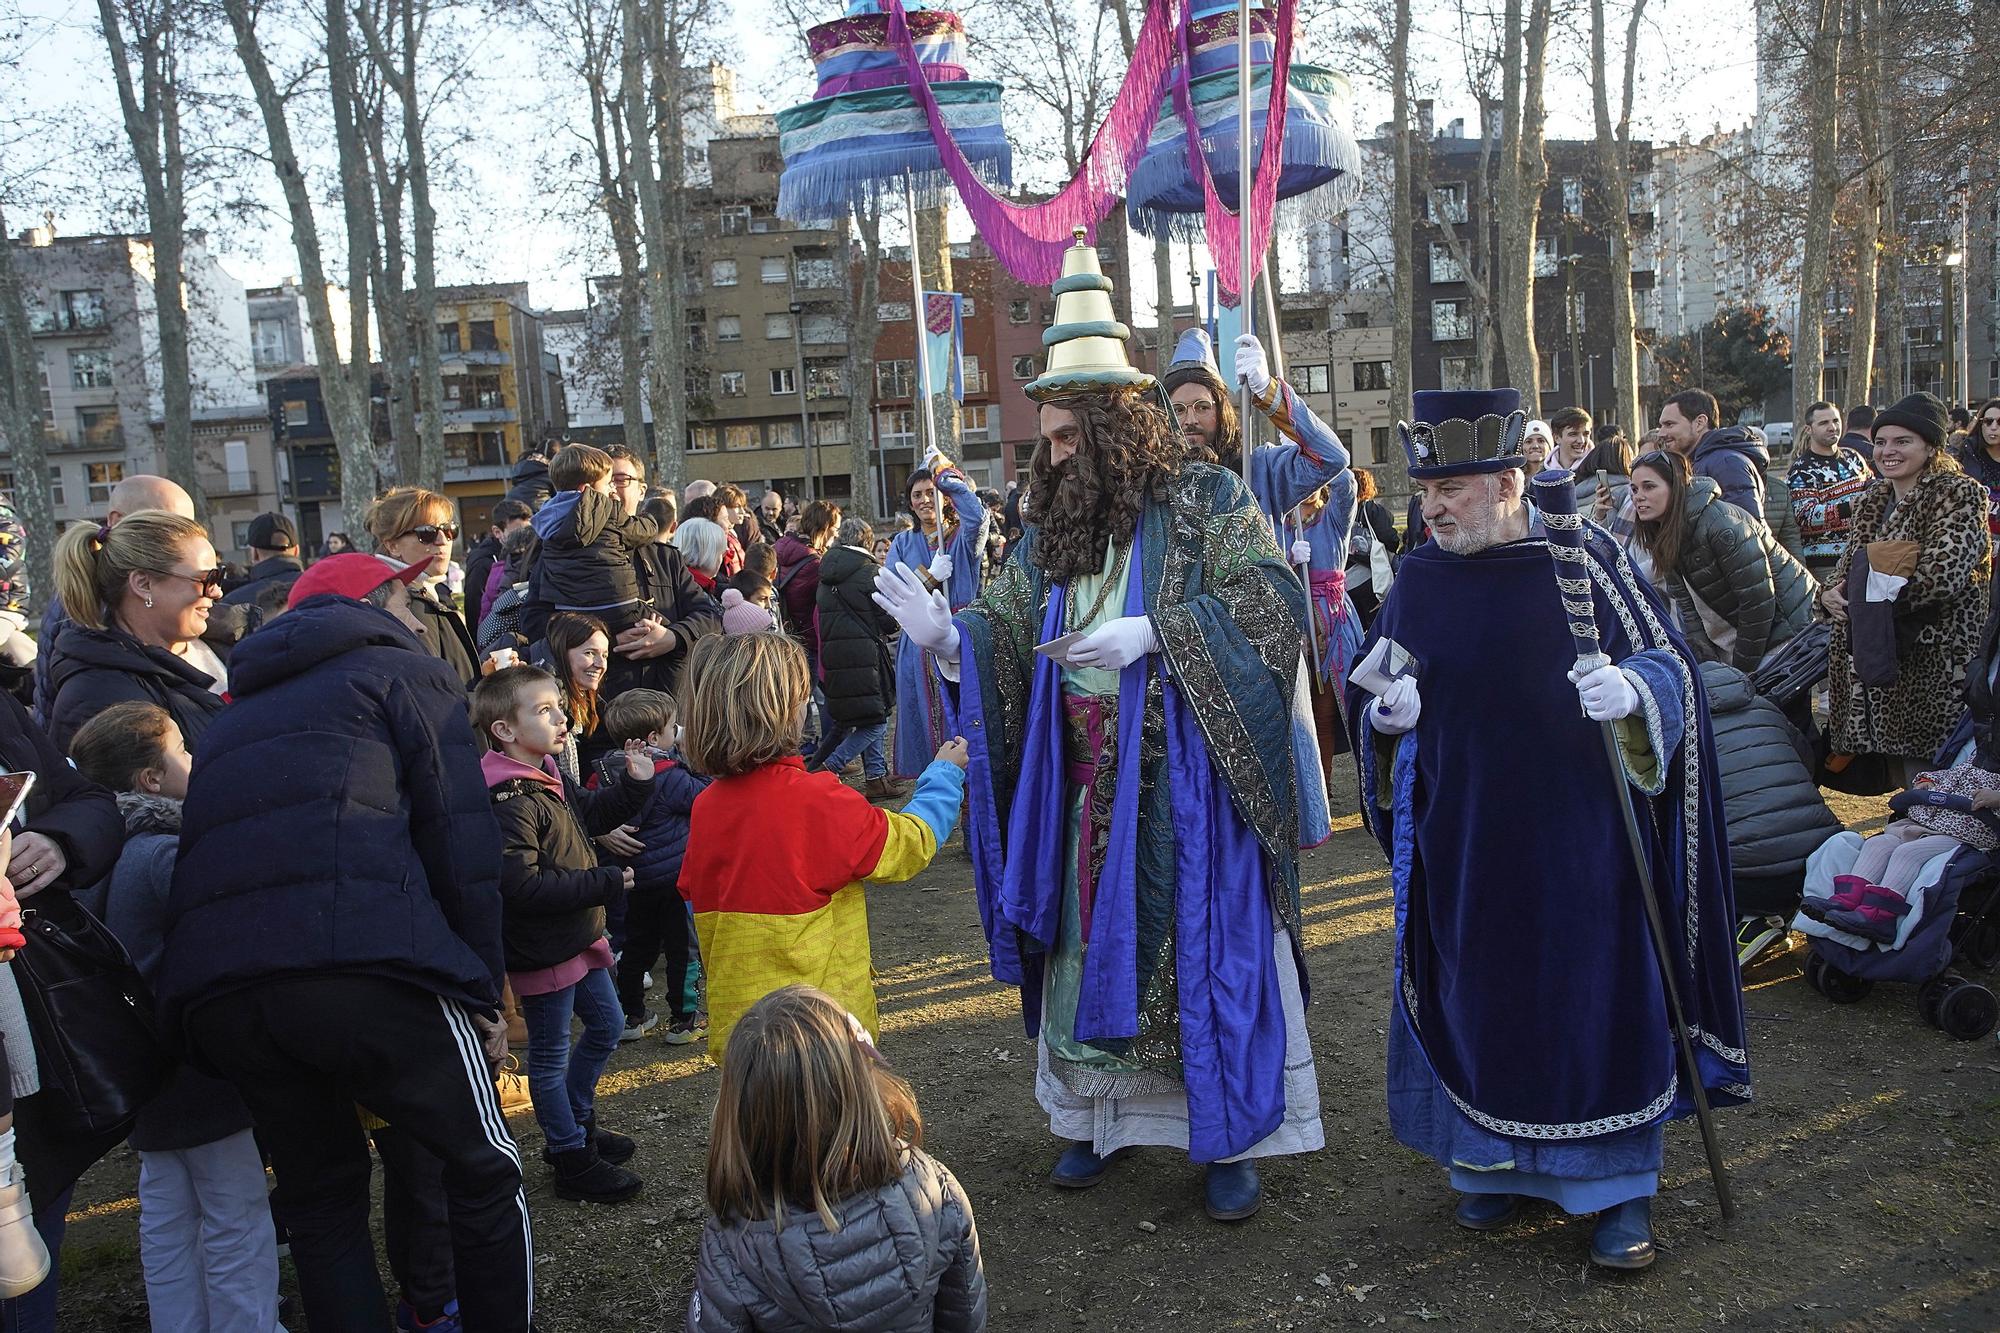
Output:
[1203,1160,1262,1221]
[396,1298,462,1332]
[1589,1196,1656,1270]
[1049,1142,1114,1189]
[1453,1191,1522,1231]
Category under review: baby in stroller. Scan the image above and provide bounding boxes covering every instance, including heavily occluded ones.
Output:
[1803,764,2000,942]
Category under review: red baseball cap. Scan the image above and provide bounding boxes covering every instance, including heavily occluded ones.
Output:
[286,553,431,609]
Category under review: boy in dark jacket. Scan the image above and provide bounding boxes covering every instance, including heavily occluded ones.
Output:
[592,688,710,1045]
[527,443,660,636]
[472,665,652,1205]
[161,555,531,1333]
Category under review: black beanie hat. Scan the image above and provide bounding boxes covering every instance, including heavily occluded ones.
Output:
[1871,392,1949,449]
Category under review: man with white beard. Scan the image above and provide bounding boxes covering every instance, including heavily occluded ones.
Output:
[1345,388,1749,1271]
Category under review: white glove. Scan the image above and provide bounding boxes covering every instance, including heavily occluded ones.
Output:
[1367,675,1421,735]
[923,445,952,476]
[1289,539,1312,565]
[1569,662,1640,722]
[872,563,961,661]
[1066,615,1159,671]
[927,547,955,584]
[1234,333,1272,397]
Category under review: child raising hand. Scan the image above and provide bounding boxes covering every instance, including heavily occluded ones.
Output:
[677,633,968,1060]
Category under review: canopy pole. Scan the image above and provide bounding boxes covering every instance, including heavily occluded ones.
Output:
[1235,0,1254,481]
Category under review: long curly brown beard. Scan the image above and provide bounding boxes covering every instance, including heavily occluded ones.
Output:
[1027,388,1186,584]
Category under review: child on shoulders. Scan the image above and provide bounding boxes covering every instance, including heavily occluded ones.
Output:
[528,443,661,636]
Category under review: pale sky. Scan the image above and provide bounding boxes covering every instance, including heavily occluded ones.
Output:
[6,0,1763,314]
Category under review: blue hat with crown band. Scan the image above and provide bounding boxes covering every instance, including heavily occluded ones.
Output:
[1399,389,1528,479]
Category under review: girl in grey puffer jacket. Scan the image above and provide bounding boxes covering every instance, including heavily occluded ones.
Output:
[688,985,985,1333]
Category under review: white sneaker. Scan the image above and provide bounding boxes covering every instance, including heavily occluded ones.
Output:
[619,1011,660,1043]
[0,1176,49,1298]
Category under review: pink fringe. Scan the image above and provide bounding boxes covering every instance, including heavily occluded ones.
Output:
[1170,0,1296,304]
[879,0,1294,293]
[884,0,1176,280]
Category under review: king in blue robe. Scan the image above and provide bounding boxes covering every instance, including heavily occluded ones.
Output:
[1345,389,1750,1271]
[875,236,1323,1223]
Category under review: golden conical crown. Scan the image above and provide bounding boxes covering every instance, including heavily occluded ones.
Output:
[1024,229,1158,402]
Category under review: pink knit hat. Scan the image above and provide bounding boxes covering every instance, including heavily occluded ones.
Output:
[719,587,775,635]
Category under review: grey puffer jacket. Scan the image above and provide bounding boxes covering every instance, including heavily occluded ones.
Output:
[1662,478,1819,671]
[1699,662,1841,883]
[687,1149,985,1333]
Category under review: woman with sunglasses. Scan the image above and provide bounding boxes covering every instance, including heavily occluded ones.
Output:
[366,488,483,689]
[44,511,229,751]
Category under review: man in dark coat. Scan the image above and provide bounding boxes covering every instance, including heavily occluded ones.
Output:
[219,512,305,627]
[464,500,532,625]
[502,446,555,511]
[160,554,530,1333]
[1658,388,1770,522]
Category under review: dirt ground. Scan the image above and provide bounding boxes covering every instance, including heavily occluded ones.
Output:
[52,785,2000,1331]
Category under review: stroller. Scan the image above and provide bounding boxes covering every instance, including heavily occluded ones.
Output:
[1798,788,2000,1041]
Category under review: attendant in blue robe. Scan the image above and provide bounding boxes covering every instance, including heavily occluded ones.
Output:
[1346,389,1750,1272]
[875,238,1322,1224]
[886,456,986,776]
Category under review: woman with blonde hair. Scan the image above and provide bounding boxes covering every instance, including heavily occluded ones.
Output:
[364,487,480,687]
[689,984,985,1331]
[44,512,227,750]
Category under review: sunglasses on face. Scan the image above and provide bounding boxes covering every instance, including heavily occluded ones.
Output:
[401,524,457,544]
[146,567,226,596]
[610,473,641,488]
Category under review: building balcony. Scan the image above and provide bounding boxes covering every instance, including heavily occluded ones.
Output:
[28,425,125,453]
[199,469,260,498]
[436,406,518,426]
[28,309,107,335]
[436,348,510,367]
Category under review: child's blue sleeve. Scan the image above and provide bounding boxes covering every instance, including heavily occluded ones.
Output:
[899,760,967,849]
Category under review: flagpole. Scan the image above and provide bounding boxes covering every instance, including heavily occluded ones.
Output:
[903,170,940,493]
[1235,0,1254,482]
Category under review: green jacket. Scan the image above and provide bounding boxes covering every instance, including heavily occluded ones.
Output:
[1663,478,1820,671]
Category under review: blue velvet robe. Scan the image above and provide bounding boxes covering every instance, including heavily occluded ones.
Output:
[1347,524,1750,1208]
[942,463,1312,1162]
[889,468,987,775]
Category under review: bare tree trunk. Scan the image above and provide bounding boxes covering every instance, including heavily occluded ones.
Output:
[0,199,57,605]
[1845,0,1885,405]
[1494,0,1550,404]
[399,0,443,487]
[327,0,382,475]
[1793,0,1844,427]
[621,0,673,483]
[1591,0,1647,435]
[355,0,443,487]
[222,0,378,532]
[591,70,648,456]
[97,0,201,517]
[1880,174,1904,400]
[845,200,884,513]
[1390,0,1414,426]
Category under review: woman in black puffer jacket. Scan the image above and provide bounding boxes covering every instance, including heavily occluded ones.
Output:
[1700,662,1843,920]
[1631,450,1818,670]
[811,518,905,799]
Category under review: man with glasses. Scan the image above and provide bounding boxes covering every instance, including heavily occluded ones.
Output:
[1163,327,1362,772]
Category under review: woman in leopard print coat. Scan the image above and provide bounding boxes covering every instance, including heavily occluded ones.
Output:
[1824,395,1993,782]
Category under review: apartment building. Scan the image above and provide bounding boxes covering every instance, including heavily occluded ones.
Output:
[431,282,567,530]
